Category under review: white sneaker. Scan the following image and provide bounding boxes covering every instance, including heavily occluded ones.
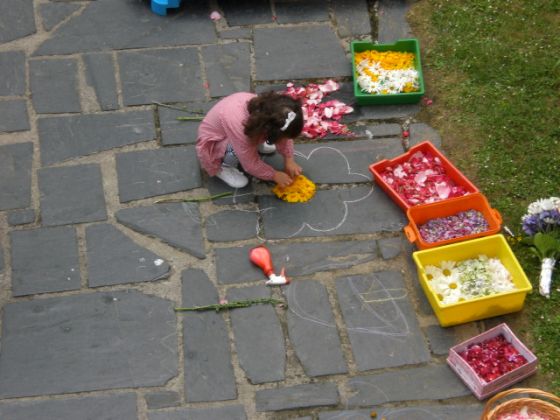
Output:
[259,141,276,154]
[216,165,249,188]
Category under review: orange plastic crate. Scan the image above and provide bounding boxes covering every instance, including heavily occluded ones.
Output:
[404,193,502,250]
[369,141,479,211]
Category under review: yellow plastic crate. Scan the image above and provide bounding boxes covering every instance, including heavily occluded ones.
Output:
[412,234,532,327]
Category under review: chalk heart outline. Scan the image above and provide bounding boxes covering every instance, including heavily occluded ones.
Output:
[273,145,373,238]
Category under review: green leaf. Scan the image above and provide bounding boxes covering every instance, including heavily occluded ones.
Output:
[533,233,560,259]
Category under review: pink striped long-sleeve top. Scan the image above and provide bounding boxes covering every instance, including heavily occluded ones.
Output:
[196,92,294,181]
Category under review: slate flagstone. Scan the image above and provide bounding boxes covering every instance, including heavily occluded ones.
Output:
[38,164,108,226]
[29,58,81,114]
[377,0,414,43]
[259,186,406,239]
[181,269,237,402]
[227,286,286,384]
[264,139,403,184]
[409,122,442,149]
[38,111,155,165]
[118,48,205,106]
[85,223,170,287]
[0,51,26,96]
[0,0,35,43]
[274,0,330,24]
[218,0,272,26]
[331,0,372,38]
[0,290,178,398]
[0,394,138,420]
[39,2,81,32]
[159,100,217,146]
[335,271,431,371]
[7,209,36,226]
[285,280,348,376]
[215,240,378,285]
[254,26,351,81]
[10,226,81,297]
[145,391,181,410]
[201,43,251,98]
[115,146,201,202]
[0,142,33,211]
[149,405,247,420]
[83,53,119,111]
[319,405,484,420]
[255,383,339,412]
[116,203,206,259]
[206,176,254,205]
[34,0,217,56]
[206,210,258,242]
[345,364,470,406]
[0,99,30,133]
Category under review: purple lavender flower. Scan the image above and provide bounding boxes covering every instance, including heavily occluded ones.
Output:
[522,209,560,236]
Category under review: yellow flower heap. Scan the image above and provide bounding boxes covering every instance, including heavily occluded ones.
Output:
[272,175,316,203]
[355,50,419,94]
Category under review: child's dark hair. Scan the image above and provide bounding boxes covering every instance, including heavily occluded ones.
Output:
[244,91,303,143]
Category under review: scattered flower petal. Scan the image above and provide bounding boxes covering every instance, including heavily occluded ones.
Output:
[210,11,221,20]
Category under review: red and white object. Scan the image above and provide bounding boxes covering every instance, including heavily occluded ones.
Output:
[447,323,537,400]
[249,246,290,286]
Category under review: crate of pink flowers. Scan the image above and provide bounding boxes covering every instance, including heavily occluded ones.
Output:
[369,140,479,211]
[447,323,538,400]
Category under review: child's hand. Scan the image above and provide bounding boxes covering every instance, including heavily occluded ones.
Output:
[274,171,293,188]
[284,158,302,178]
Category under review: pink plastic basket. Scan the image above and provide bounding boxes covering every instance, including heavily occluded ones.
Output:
[447,323,538,400]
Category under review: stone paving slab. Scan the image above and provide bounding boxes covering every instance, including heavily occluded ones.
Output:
[149,405,247,420]
[0,51,26,96]
[10,226,81,297]
[181,269,237,402]
[38,110,155,165]
[0,99,30,133]
[85,224,170,287]
[202,43,251,98]
[38,164,108,226]
[285,280,348,377]
[34,0,217,56]
[0,290,178,398]
[274,0,330,24]
[145,391,181,410]
[409,122,442,149]
[159,101,216,146]
[254,26,351,81]
[319,405,483,420]
[378,236,403,260]
[84,53,119,111]
[39,1,81,32]
[259,186,406,239]
[425,325,458,356]
[219,28,252,40]
[215,240,378,284]
[116,203,206,259]
[218,0,272,26]
[0,393,138,420]
[353,123,402,139]
[206,177,255,205]
[336,272,431,371]
[255,383,339,412]
[264,139,403,184]
[30,58,81,114]
[331,0,372,38]
[7,209,36,226]
[0,0,35,43]
[0,246,4,274]
[227,285,286,384]
[116,146,201,202]
[345,364,471,406]
[119,48,205,106]
[377,0,414,43]
[0,142,33,211]
[206,209,258,242]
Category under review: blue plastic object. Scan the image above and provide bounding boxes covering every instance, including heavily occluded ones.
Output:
[151,0,182,16]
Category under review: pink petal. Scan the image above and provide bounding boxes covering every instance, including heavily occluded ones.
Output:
[210,11,222,20]
[435,182,451,199]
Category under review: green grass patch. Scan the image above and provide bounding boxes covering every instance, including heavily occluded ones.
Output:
[410,0,560,391]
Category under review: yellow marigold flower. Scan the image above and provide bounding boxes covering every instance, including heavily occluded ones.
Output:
[272,175,316,203]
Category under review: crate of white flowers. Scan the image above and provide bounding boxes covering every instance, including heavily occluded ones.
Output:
[412,234,533,327]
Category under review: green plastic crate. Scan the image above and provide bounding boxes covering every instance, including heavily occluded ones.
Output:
[351,38,425,105]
